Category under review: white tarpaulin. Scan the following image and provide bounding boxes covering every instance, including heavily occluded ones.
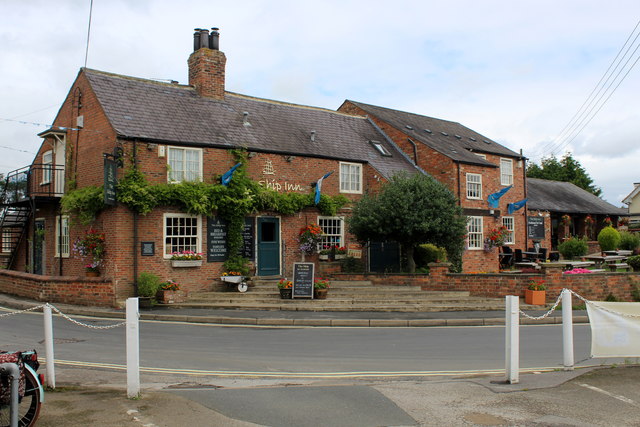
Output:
[586,301,640,358]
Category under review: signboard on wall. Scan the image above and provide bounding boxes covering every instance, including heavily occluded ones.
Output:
[207,217,255,262]
[293,262,314,299]
[527,216,545,240]
[103,158,117,206]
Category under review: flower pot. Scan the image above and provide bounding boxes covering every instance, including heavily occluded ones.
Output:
[85,270,100,277]
[314,288,328,299]
[279,288,292,299]
[138,296,154,309]
[171,260,203,267]
[156,290,186,304]
[525,289,546,305]
[319,254,329,261]
[335,254,346,260]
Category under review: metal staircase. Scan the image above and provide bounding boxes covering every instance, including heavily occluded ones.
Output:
[0,164,64,269]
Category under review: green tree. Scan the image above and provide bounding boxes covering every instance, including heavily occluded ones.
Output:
[348,172,467,272]
[526,153,602,197]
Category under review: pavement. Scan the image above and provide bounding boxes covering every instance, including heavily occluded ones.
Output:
[0,292,588,328]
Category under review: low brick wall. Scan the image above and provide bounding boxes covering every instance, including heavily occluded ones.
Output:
[0,269,117,307]
[333,263,640,302]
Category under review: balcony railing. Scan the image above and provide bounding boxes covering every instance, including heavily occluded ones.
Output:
[2,164,66,204]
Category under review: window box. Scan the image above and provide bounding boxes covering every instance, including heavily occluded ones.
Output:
[171,260,203,268]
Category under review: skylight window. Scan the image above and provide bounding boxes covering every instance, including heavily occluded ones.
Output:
[455,135,462,139]
[483,139,491,144]
[441,132,448,136]
[370,140,392,157]
[469,137,477,142]
[405,125,414,130]
[424,129,432,134]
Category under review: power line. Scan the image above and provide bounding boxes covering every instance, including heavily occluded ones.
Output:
[531,19,640,161]
[84,0,94,68]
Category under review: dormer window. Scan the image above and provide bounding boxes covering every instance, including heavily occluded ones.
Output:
[370,140,391,157]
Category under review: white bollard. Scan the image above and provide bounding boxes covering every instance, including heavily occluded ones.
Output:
[43,304,56,389]
[505,295,520,384]
[562,289,574,370]
[126,298,140,398]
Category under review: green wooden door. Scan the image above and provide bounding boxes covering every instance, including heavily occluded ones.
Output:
[257,217,280,276]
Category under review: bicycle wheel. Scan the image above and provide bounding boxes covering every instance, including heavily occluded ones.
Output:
[0,367,42,427]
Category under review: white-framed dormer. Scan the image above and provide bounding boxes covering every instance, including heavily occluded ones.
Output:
[339,161,362,194]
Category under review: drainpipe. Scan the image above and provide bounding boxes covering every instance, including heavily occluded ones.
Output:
[132,140,139,296]
[406,138,418,165]
[456,162,461,205]
[522,151,528,250]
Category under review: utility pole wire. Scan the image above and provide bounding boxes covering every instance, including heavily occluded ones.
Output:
[532,19,640,160]
[84,0,94,68]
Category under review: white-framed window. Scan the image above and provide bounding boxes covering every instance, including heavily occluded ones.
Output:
[317,216,344,250]
[55,215,70,257]
[163,213,201,258]
[466,173,482,200]
[502,216,515,245]
[500,158,513,186]
[42,150,53,184]
[467,216,483,250]
[167,147,203,182]
[2,230,13,253]
[475,153,487,160]
[340,162,362,194]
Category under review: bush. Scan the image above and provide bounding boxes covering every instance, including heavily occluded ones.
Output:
[598,226,621,252]
[619,231,640,251]
[558,236,588,260]
[627,255,640,272]
[415,243,448,268]
[137,271,162,297]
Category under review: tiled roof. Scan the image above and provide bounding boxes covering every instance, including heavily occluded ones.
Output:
[527,178,627,215]
[82,69,418,180]
[342,100,523,166]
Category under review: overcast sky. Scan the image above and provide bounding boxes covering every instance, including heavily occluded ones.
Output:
[1,0,639,206]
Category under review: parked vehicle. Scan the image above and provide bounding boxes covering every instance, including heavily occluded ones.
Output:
[0,350,44,427]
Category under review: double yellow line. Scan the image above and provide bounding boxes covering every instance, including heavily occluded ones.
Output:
[46,358,564,379]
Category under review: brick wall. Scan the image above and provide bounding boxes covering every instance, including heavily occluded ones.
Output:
[335,263,640,302]
[0,269,116,307]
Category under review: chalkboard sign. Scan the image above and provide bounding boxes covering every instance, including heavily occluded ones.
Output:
[207,217,255,262]
[207,217,228,262]
[527,216,545,240]
[103,158,117,206]
[241,217,255,260]
[293,262,315,299]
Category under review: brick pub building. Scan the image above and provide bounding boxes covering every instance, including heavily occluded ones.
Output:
[1,29,549,306]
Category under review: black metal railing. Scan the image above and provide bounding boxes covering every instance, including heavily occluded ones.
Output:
[2,164,66,205]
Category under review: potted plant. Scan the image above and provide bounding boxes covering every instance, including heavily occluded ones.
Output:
[313,277,330,299]
[318,246,331,261]
[334,246,347,260]
[277,278,293,299]
[627,255,640,272]
[170,250,203,267]
[137,271,161,308]
[72,228,106,276]
[156,279,186,304]
[525,279,546,305]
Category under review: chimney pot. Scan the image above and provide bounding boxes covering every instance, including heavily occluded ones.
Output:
[210,27,220,50]
[199,29,210,49]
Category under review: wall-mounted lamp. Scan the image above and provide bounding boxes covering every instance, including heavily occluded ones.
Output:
[147,143,157,151]
[247,152,257,158]
[285,155,295,162]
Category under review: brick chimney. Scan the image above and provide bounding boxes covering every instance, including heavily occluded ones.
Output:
[188,28,226,100]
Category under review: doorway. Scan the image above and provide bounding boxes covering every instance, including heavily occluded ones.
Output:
[257,217,280,276]
[33,219,45,275]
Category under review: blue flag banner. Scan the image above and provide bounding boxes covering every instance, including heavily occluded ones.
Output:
[221,163,242,187]
[487,185,512,208]
[315,171,333,205]
[508,198,528,215]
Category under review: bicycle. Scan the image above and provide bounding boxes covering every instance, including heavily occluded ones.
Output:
[0,350,44,427]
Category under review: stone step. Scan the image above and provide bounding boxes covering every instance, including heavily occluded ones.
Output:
[201,289,470,298]
[188,294,486,304]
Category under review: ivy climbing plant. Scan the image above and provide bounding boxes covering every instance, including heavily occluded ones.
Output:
[61,149,349,263]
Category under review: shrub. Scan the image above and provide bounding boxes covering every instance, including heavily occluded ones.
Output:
[137,272,162,297]
[415,243,448,268]
[627,255,640,272]
[598,226,621,252]
[557,236,588,260]
[340,256,364,273]
[619,231,640,251]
